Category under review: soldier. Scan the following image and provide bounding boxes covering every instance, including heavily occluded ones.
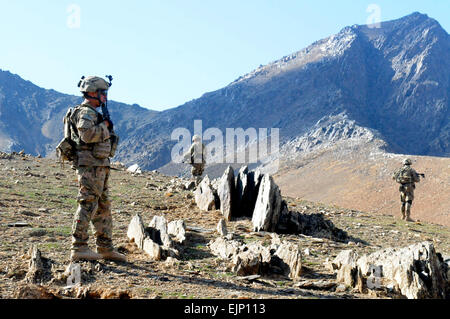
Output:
[392,158,421,222]
[183,135,206,185]
[69,76,126,262]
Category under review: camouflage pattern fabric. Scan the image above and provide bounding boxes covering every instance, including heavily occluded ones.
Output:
[392,165,420,220]
[70,101,118,253]
[399,183,415,202]
[191,163,204,177]
[71,101,111,167]
[71,166,113,251]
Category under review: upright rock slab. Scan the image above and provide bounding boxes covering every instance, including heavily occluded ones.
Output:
[127,214,183,261]
[127,214,146,249]
[217,166,235,220]
[194,175,217,211]
[251,174,283,232]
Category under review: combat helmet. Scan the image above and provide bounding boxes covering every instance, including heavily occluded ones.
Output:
[78,76,110,93]
[192,135,201,143]
[403,158,412,165]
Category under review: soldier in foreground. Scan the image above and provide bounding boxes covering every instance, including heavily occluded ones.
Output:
[183,135,206,186]
[68,76,125,262]
[392,158,421,222]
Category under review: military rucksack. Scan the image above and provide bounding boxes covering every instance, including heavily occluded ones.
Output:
[394,166,414,184]
[56,107,77,163]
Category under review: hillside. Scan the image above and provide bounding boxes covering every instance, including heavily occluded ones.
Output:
[275,147,450,227]
[114,12,449,170]
[0,13,448,174]
[0,152,448,299]
[0,70,159,157]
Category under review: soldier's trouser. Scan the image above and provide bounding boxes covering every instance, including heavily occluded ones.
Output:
[71,166,113,252]
[191,164,204,184]
[400,184,415,217]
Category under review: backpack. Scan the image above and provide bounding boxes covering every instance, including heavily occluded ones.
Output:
[56,107,77,164]
[394,167,413,184]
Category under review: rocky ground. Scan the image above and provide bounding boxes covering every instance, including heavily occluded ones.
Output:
[0,152,449,299]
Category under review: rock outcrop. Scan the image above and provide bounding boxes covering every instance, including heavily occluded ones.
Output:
[331,242,449,299]
[217,166,235,220]
[251,174,283,232]
[127,214,185,261]
[209,234,302,279]
[194,175,217,211]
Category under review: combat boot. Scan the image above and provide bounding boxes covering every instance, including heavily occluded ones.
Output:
[405,215,415,222]
[70,247,102,262]
[97,247,127,262]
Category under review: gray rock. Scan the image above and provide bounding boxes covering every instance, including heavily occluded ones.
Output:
[127,214,146,250]
[251,174,283,232]
[149,215,172,247]
[143,237,161,261]
[194,175,217,211]
[127,214,183,261]
[334,242,448,299]
[232,249,262,276]
[217,166,235,220]
[273,241,302,279]
[209,235,303,278]
[167,219,186,244]
[209,237,242,259]
[217,218,228,237]
[25,246,44,284]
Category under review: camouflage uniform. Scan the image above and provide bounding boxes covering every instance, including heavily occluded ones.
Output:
[184,136,206,185]
[392,160,420,221]
[71,101,115,253]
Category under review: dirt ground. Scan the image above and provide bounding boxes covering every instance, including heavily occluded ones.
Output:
[0,152,449,299]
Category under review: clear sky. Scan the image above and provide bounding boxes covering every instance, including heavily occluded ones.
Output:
[0,1,448,111]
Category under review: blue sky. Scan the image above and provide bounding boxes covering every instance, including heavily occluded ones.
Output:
[0,1,448,111]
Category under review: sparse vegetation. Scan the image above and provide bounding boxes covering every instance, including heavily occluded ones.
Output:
[0,153,448,299]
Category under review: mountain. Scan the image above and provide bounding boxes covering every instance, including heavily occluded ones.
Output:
[0,70,158,156]
[115,12,449,171]
[0,12,448,172]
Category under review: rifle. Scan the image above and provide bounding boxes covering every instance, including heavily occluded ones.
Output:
[418,173,425,179]
[102,75,119,157]
[102,75,114,132]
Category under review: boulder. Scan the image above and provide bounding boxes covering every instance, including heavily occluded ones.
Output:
[149,215,172,247]
[273,242,302,279]
[127,214,183,261]
[251,174,283,232]
[126,164,142,174]
[333,242,448,299]
[209,235,302,278]
[231,249,262,276]
[143,238,162,261]
[127,214,146,249]
[194,175,217,211]
[217,166,236,220]
[167,220,186,244]
[209,237,242,259]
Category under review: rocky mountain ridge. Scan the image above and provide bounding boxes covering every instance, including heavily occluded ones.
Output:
[0,12,448,173]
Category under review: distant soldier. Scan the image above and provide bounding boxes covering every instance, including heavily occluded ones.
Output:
[183,135,206,185]
[392,158,421,222]
[69,76,125,262]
